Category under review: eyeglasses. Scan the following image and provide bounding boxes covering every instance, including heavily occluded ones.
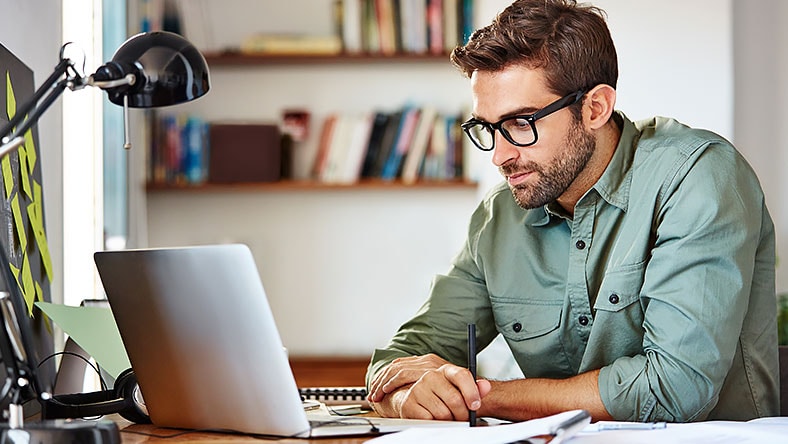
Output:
[461,89,587,151]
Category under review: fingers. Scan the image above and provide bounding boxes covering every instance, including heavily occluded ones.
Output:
[368,354,448,402]
[477,378,492,399]
[398,364,482,421]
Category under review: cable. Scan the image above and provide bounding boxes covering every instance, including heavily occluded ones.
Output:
[37,351,109,391]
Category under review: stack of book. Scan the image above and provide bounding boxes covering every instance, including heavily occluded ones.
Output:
[312,106,466,184]
[338,0,475,55]
[148,114,210,186]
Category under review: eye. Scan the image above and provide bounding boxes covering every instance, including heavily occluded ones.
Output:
[504,117,533,132]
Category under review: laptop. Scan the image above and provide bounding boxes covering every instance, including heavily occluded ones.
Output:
[94,244,463,438]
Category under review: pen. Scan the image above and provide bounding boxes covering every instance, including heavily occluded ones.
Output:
[467,323,477,427]
[550,410,591,440]
[596,421,667,431]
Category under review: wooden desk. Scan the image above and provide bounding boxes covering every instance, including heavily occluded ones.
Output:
[116,417,370,443]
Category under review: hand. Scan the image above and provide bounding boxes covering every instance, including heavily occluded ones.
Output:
[368,354,450,403]
[391,363,491,420]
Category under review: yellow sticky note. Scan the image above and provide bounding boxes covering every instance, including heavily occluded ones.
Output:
[6,71,15,119]
[19,146,32,199]
[20,254,35,316]
[2,155,12,199]
[10,194,27,251]
[27,195,53,282]
[24,129,36,175]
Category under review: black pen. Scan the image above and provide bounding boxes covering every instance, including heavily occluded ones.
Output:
[467,323,477,427]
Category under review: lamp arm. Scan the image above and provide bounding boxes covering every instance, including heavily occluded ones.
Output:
[0,58,75,143]
[1,79,69,147]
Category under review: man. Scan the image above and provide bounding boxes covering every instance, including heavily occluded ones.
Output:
[365,0,779,423]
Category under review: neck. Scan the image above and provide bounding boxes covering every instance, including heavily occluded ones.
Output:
[556,119,622,215]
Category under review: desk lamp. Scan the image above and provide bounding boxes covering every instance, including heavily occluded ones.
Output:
[0,31,209,443]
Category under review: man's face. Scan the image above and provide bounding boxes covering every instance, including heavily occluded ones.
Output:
[470,66,595,209]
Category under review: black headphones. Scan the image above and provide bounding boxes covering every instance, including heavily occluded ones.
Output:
[41,368,151,423]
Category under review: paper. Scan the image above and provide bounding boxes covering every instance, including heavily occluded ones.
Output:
[572,417,788,443]
[35,302,130,379]
[365,410,588,444]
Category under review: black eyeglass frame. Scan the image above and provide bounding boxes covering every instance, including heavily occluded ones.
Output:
[461,88,588,151]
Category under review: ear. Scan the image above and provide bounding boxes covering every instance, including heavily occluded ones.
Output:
[584,84,616,130]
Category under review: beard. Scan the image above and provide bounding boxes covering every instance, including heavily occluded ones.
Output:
[501,118,596,209]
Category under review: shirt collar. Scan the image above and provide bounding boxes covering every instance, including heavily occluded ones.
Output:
[588,111,638,213]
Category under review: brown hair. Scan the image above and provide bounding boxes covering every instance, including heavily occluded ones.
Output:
[450,0,618,97]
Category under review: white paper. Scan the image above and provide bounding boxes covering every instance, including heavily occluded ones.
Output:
[570,417,788,444]
[366,413,788,444]
[365,410,587,444]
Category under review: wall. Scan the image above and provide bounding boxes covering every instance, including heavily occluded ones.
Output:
[0,1,63,305]
[141,0,735,358]
[733,0,788,294]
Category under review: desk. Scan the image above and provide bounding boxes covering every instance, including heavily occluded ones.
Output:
[116,417,370,443]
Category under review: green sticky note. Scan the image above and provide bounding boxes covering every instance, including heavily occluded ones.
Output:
[35,302,131,379]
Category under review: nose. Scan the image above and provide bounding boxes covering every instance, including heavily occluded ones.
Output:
[491,132,519,167]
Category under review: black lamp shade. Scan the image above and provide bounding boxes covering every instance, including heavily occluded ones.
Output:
[95,31,210,108]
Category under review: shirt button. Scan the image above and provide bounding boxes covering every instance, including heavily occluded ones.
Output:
[575,240,586,250]
[512,322,522,333]
[578,315,589,326]
[609,294,620,304]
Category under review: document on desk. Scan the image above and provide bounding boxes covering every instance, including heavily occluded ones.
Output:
[572,417,788,444]
[365,409,589,444]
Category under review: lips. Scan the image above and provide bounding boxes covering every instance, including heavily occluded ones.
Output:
[506,170,533,187]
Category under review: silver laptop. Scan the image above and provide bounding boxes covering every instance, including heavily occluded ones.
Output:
[94,244,462,438]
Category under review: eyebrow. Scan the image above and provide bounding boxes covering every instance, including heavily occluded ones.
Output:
[472,105,542,123]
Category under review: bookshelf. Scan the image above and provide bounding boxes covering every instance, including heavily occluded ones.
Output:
[136,0,487,358]
[147,50,474,188]
[202,51,456,66]
[146,179,477,193]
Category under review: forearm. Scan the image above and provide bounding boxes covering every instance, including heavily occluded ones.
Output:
[479,369,613,422]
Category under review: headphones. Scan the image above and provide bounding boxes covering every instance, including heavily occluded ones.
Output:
[41,368,151,424]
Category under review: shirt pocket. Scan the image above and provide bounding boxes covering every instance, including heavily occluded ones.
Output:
[593,264,646,313]
[491,297,571,376]
[591,264,646,359]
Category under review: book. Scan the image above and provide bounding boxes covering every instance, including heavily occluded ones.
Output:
[401,106,437,184]
[381,106,421,180]
[240,33,343,55]
[427,0,444,54]
[443,0,460,52]
[338,112,376,183]
[370,110,404,177]
[360,112,392,178]
[461,0,474,44]
[422,114,448,180]
[362,0,381,53]
[321,114,356,182]
[399,0,427,53]
[312,114,339,178]
[342,0,364,53]
[375,0,398,55]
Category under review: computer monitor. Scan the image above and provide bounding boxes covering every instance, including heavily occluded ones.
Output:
[0,42,56,418]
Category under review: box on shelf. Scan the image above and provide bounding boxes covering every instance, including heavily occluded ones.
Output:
[208,123,282,183]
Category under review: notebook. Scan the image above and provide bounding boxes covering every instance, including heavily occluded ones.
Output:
[94,244,462,438]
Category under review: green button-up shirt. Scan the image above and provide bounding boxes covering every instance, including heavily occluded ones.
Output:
[367,112,779,422]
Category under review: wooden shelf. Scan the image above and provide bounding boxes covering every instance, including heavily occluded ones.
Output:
[146,179,477,193]
[203,51,454,67]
